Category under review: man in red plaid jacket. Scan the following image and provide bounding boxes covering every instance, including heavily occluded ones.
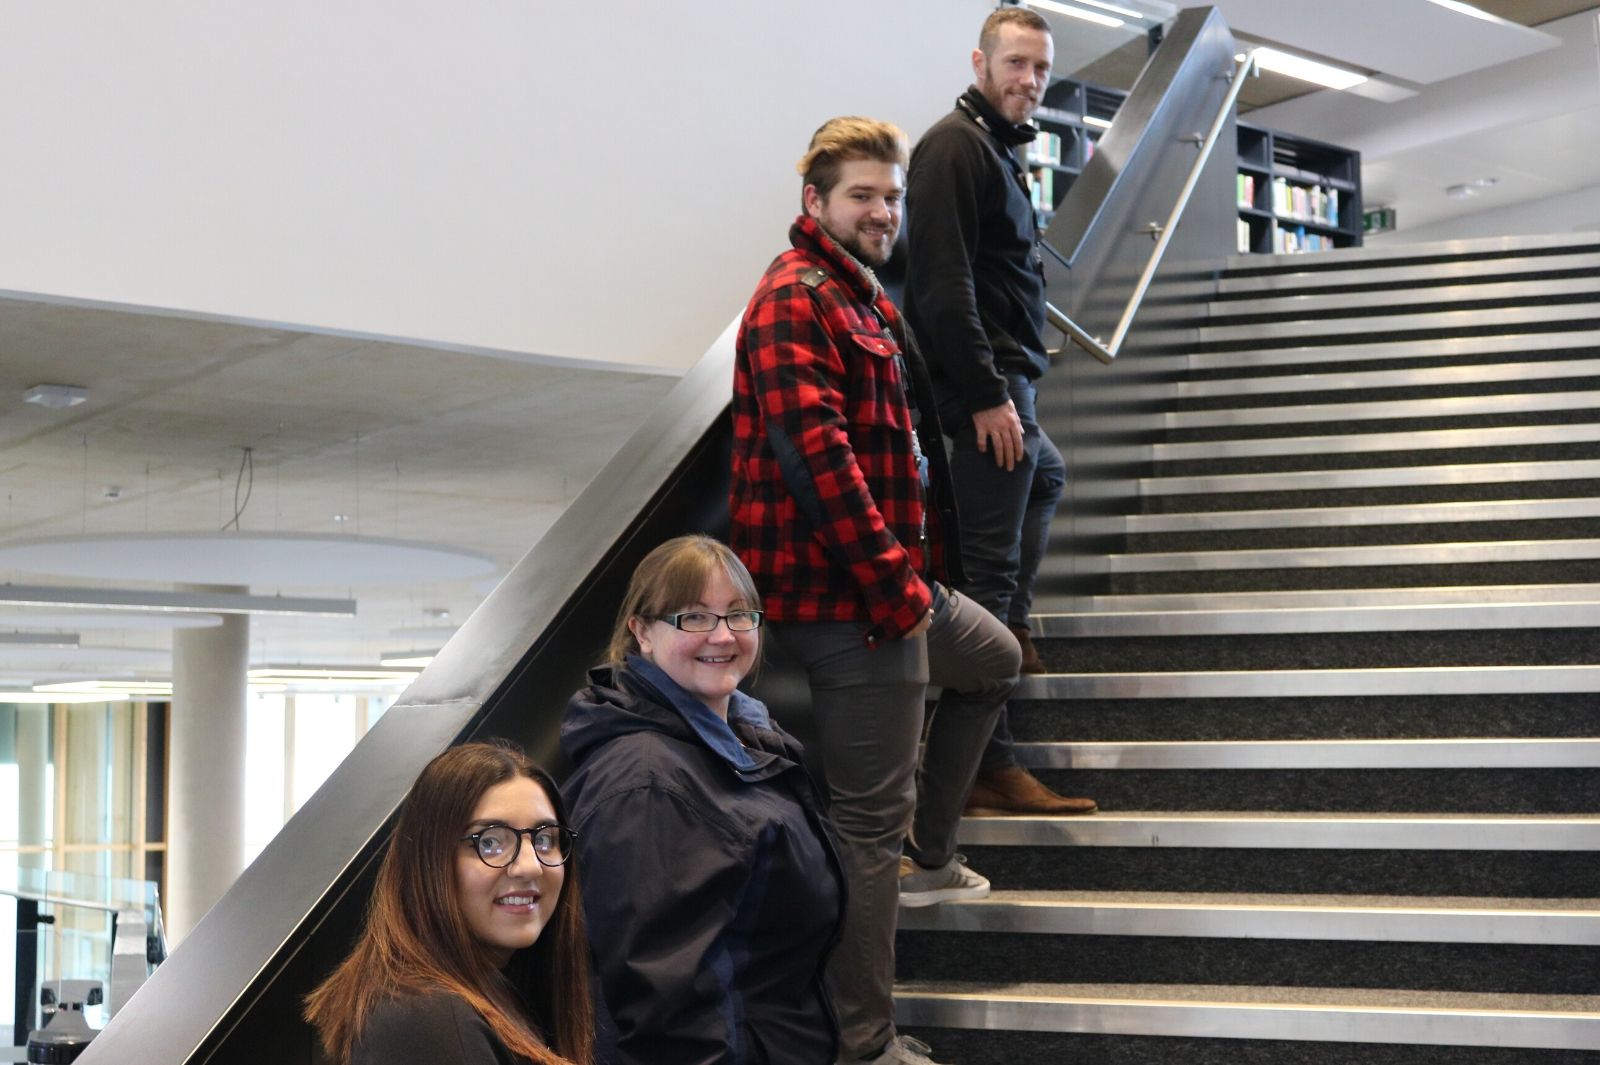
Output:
[730,116,1020,1065]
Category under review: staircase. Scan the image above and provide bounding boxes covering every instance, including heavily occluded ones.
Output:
[896,233,1600,1063]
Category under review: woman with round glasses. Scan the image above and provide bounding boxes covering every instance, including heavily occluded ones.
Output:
[305,741,594,1065]
[562,534,845,1064]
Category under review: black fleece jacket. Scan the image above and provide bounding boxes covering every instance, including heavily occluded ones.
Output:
[904,87,1050,420]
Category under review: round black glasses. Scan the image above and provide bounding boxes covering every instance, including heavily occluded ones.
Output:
[461,823,577,869]
[653,609,764,632]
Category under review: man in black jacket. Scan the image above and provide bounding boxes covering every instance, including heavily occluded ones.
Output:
[905,6,1095,816]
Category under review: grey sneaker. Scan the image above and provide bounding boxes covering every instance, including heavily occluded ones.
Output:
[898,854,990,908]
[839,1034,949,1065]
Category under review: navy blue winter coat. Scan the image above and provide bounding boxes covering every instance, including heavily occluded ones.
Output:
[561,658,844,1065]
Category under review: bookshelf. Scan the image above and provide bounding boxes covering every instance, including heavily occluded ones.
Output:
[1023,80,1363,257]
[1237,121,1362,255]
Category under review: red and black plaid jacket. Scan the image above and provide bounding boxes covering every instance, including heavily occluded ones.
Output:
[731,216,959,645]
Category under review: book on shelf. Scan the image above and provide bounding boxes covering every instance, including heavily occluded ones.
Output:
[1271,177,1341,227]
[1236,172,1256,208]
[1027,130,1062,166]
[1236,217,1251,254]
[1027,166,1053,211]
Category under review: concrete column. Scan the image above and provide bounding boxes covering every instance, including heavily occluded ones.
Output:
[166,587,249,944]
[15,706,50,872]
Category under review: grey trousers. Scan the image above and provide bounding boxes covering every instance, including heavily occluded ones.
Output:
[771,585,1019,1059]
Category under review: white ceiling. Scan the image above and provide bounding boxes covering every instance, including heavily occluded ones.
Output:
[3,0,1599,693]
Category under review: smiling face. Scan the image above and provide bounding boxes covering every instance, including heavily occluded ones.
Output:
[973,23,1054,125]
[455,775,565,967]
[628,564,759,718]
[804,157,904,267]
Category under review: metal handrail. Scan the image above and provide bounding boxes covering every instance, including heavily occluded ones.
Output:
[1049,50,1257,365]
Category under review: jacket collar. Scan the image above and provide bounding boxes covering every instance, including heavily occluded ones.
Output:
[957,86,1039,149]
[622,656,787,781]
[789,215,884,305]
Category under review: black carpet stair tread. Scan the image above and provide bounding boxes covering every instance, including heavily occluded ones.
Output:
[1151,443,1600,479]
[1098,559,1600,594]
[1135,479,1600,514]
[958,844,1600,897]
[1011,664,1600,699]
[1123,518,1600,554]
[1002,694,1600,743]
[893,932,1599,994]
[1181,330,1600,375]
[1028,629,1600,672]
[1161,406,1600,445]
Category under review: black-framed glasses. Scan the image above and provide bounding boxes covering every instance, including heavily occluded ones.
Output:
[461,823,577,869]
[652,609,764,633]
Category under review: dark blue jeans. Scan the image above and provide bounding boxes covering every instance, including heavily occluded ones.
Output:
[945,376,1066,771]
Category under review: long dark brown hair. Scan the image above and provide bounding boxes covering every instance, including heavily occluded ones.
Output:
[304,741,594,1064]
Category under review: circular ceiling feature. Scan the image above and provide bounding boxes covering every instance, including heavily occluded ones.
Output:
[0,533,498,587]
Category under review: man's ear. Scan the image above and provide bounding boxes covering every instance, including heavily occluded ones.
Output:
[802,183,823,221]
[971,47,986,83]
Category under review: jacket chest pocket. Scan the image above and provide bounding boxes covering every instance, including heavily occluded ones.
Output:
[846,332,910,430]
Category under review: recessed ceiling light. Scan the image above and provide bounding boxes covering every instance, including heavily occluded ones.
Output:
[1251,46,1367,91]
[1026,0,1124,29]
[1422,0,1509,25]
[22,384,88,409]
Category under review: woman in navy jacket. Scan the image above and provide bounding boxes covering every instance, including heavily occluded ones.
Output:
[561,535,845,1065]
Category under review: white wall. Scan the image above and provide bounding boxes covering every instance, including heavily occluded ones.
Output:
[0,0,990,373]
[1372,185,1600,247]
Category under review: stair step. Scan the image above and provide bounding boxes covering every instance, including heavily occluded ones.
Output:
[1184,329,1600,374]
[1210,278,1600,323]
[897,891,1600,945]
[1100,539,1600,573]
[956,812,1600,851]
[1177,358,1600,401]
[1141,460,1600,495]
[1223,232,1600,277]
[1166,392,1600,431]
[1034,599,1600,636]
[1014,665,1600,699]
[1013,739,1600,771]
[1216,250,1600,299]
[1155,427,1600,462]
[1041,583,1600,614]
[1198,300,1600,348]
[896,982,1600,1052]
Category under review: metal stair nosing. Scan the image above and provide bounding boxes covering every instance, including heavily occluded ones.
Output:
[1037,583,1600,616]
[1012,738,1600,771]
[1215,250,1600,298]
[894,984,1600,1050]
[1221,231,1600,274]
[1152,425,1600,462]
[1176,357,1600,400]
[1100,538,1600,574]
[1030,600,1600,636]
[896,891,1600,946]
[1198,300,1600,346]
[956,812,1600,851]
[1208,277,1600,322]
[1183,329,1600,372]
[1164,390,1600,429]
[1139,459,1600,495]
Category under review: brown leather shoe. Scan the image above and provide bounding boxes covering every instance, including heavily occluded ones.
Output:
[965,765,1097,816]
[1009,624,1046,675]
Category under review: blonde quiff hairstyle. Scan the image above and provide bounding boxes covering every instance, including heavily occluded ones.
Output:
[795,116,909,204]
[606,535,763,668]
[978,6,1051,56]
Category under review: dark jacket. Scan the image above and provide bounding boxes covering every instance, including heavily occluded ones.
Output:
[904,87,1050,419]
[561,658,845,1065]
[731,214,964,645]
[351,991,530,1065]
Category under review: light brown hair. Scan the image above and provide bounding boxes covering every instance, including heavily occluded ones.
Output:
[304,741,594,1065]
[607,534,762,667]
[979,6,1051,56]
[795,116,909,203]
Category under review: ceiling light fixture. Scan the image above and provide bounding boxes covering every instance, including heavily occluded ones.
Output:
[36,679,174,698]
[1422,0,1509,25]
[0,584,356,617]
[1052,0,1144,19]
[1026,0,1124,29]
[1082,115,1114,130]
[380,651,437,668]
[0,690,124,704]
[22,384,88,409]
[1250,46,1367,91]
